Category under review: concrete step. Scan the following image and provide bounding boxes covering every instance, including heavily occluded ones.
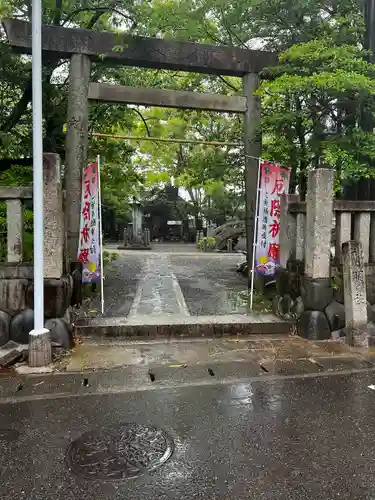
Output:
[74,313,292,338]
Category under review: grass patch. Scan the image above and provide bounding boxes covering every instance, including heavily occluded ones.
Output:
[228,289,273,314]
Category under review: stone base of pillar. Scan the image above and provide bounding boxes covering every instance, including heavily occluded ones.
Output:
[345,327,369,348]
[301,277,333,311]
[28,328,52,367]
[117,244,152,250]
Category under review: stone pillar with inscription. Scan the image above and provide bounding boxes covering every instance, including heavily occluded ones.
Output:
[0,154,75,351]
[342,241,369,347]
[65,54,91,265]
[298,169,334,340]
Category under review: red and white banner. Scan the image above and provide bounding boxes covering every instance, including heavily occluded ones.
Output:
[77,160,101,284]
[255,161,290,276]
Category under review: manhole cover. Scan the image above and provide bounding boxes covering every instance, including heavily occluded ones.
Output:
[67,423,174,481]
[0,429,19,442]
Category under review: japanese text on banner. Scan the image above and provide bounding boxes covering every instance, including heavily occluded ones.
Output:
[255,161,290,276]
[77,160,101,284]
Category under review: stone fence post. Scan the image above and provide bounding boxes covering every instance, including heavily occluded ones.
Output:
[279,194,298,268]
[305,169,334,279]
[7,199,23,263]
[43,153,64,279]
[301,169,334,311]
[342,241,368,347]
[298,169,334,340]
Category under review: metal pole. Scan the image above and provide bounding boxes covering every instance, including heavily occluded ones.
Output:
[32,0,44,331]
[97,155,105,315]
[250,158,261,310]
[28,0,51,367]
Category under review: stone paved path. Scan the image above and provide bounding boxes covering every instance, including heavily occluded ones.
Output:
[84,243,249,319]
[128,254,190,319]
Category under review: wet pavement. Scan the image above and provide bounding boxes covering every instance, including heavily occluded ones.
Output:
[61,335,360,372]
[12,243,375,497]
[84,245,249,318]
[2,369,375,498]
[77,245,284,337]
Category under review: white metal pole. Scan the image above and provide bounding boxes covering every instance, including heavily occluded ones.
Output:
[32,0,45,331]
[97,155,105,315]
[250,157,262,310]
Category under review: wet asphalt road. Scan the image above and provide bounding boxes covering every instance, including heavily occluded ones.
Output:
[2,370,375,499]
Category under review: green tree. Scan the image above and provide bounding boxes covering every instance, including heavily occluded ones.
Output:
[259,36,375,195]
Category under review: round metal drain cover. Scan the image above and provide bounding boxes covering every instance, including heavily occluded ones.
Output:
[67,423,174,481]
[0,429,19,442]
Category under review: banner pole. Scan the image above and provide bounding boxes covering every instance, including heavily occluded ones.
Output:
[250,158,262,310]
[97,155,105,315]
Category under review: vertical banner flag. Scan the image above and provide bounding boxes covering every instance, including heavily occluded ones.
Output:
[78,160,101,284]
[255,161,290,276]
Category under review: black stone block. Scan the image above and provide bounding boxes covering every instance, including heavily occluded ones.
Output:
[298,310,331,340]
[10,308,34,344]
[291,296,304,319]
[301,277,333,311]
[275,268,290,296]
[26,275,72,318]
[325,300,345,331]
[279,294,294,315]
[0,311,10,346]
[45,318,73,349]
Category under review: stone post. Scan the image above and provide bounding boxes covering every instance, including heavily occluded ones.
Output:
[295,213,306,262]
[335,212,351,262]
[123,228,128,247]
[279,194,297,267]
[29,334,52,368]
[131,200,143,244]
[370,214,375,263]
[342,241,368,347]
[143,229,150,247]
[354,213,370,263]
[65,54,91,265]
[6,199,23,263]
[305,169,334,278]
[243,73,261,287]
[43,154,63,279]
[227,238,233,253]
[300,169,334,325]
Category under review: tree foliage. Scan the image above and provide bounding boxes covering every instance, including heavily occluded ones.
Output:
[0,0,374,223]
[259,36,375,193]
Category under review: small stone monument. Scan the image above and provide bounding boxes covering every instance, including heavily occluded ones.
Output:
[118,198,151,250]
[342,241,368,347]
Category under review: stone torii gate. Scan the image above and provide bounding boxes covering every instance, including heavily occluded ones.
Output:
[3,18,276,276]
